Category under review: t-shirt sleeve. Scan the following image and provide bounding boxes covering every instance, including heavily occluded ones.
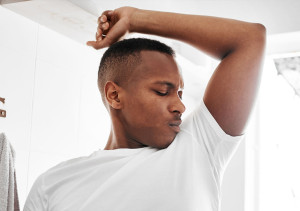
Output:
[181,98,244,175]
[23,174,47,211]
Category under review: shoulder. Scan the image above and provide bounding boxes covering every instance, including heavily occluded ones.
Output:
[32,153,98,192]
[43,153,98,180]
[24,154,93,210]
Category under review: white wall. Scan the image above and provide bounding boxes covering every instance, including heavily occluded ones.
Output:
[0,6,111,207]
[0,6,245,210]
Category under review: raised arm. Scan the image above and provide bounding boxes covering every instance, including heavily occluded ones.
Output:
[87,7,266,136]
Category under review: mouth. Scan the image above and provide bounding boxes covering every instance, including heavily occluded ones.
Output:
[169,120,182,133]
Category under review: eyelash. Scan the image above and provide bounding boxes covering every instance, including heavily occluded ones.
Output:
[156,91,168,96]
[155,91,183,100]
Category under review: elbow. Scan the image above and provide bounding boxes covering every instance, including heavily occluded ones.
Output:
[221,23,266,60]
[255,23,266,39]
[234,23,266,53]
[254,23,266,34]
[250,23,267,45]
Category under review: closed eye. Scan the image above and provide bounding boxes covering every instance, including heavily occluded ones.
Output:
[156,91,168,96]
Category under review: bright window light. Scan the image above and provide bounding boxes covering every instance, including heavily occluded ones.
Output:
[247,53,300,211]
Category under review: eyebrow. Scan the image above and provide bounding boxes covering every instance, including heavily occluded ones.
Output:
[153,81,175,88]
[153,81,184,89]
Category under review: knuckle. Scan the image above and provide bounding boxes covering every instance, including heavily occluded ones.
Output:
[97,16,102,24]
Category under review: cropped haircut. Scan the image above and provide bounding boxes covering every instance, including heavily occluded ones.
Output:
[98,38,175,105]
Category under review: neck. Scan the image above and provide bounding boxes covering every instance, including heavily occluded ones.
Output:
[104,118,146,150]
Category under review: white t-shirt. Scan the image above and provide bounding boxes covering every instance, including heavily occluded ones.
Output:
[24,100,243,211]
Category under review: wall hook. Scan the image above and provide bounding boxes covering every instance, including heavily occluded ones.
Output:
[0,97,6,118]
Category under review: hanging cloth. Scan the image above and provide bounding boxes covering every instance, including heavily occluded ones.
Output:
[0,133,20,211]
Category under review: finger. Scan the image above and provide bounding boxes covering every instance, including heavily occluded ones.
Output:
[97,22,110,40]
[101,22,109,31]
[97,14,107,24]
[95,28,103,41]
[86,40,100,49]
[96,24,110,42]
[95,32,101,41]
[86,39,108,50]
[101,10,114,19]
[87,34,114,50]
[86,41,98,48]
[96,22,126,49]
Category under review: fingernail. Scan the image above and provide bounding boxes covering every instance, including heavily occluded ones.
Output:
[100,16,105,22]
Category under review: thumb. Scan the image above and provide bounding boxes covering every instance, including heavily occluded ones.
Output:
[86,40,110,50]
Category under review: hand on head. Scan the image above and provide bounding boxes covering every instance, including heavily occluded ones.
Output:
[87,7,136,50]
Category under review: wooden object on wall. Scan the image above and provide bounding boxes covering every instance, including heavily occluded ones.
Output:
[0,97,6,118]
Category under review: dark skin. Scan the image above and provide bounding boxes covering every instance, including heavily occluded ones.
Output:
[104,51,185,150]
[87,7,266,150]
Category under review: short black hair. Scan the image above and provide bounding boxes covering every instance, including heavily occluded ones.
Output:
[98,38,175,105]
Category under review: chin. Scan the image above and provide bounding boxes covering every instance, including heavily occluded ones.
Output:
[144,130,177,149]
[154,136,176,149]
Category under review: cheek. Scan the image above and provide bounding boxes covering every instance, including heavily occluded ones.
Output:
[125,95,167,125]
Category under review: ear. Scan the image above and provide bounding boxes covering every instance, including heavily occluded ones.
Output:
[105,81,123,109]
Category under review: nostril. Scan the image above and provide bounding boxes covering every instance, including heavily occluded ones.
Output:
[169,97,186,114]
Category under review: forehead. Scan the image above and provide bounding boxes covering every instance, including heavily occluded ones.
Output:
[132,50,183,88]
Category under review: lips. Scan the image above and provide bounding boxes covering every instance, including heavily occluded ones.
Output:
[169,120,182,133]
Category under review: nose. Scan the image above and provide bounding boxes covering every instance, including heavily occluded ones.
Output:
[169,96,186,114]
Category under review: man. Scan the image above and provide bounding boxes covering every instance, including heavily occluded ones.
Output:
[24,7,265,211]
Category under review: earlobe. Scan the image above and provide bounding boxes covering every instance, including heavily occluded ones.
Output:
[111,100,121,109]
[105,81,122,109]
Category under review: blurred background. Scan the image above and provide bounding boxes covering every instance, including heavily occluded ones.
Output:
[0,0,300,210]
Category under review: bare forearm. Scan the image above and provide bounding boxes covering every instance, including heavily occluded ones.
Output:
[129,9,265,59]
[126,8,266,136]
[88,7,266,136]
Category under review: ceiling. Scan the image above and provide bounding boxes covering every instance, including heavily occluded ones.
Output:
[3,0,300,33]
[70,0,300,35]
[1,0,300,63]
[2,1,300,49]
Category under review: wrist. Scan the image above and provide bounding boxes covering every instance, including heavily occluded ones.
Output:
[128,9,166,36]
[127,7,141,33]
